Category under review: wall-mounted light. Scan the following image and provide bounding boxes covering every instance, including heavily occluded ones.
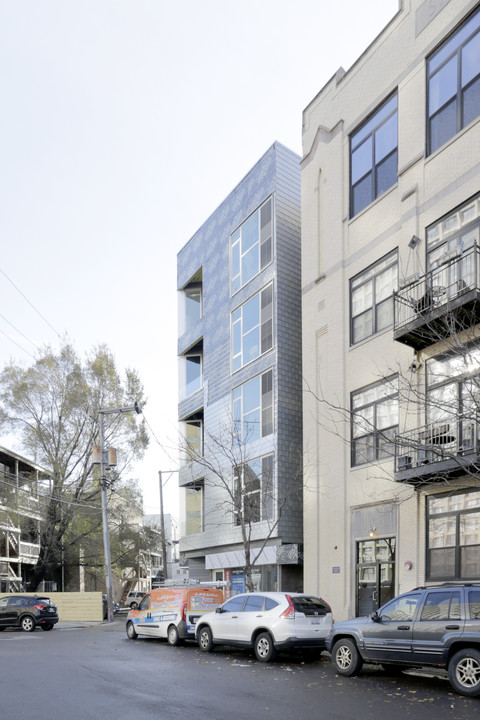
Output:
[409,234,421,249]
[369,527,376,538]
[409,360,422,373]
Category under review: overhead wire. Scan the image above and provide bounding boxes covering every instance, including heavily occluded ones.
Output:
[0,263,62,340]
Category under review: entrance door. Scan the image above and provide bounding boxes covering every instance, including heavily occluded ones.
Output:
[356,538,396,616]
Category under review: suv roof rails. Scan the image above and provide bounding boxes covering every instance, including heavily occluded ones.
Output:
[413,582,480,590]
[153,579,227,588]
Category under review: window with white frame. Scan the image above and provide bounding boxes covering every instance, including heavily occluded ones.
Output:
[234,454,274,526]
[350,251,398,345]
[350,93,398,217]
[351,376,398,466]
[427,490,480,580]
[427,6,480,156]
[231,197,273,294]
[232,284,273,371]
[233,369,273,443]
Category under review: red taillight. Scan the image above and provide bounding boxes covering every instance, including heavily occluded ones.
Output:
[320,598,333,623]
[181,601,187,621]
[280,595,296,619]
[34,604,47,610]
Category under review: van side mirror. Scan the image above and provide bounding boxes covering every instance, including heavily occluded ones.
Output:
[371,610,381,623]
[215,607,223,613]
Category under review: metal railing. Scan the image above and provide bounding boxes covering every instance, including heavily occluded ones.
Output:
[19,541,41,560]
[395,417,479,472]
[394,244,480,331]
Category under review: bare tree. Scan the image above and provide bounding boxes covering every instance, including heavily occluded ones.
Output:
[180,416,302,592]
[307,274,480,494]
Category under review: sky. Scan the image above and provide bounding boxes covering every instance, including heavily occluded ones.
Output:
[0,0,399,520]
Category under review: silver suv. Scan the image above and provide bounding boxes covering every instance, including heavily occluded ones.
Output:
[196,591,332,662]
[326,583,480,697]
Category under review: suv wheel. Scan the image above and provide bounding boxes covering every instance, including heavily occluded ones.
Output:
[254,632,276,662]
[41,624,54,631]
[448,648,480,697]
[198,626,214,652]
[20,615,36,633]
[332,638,363,676]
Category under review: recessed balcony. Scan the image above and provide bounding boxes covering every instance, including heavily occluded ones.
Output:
[394,417,480,485]
[393,245,480,350]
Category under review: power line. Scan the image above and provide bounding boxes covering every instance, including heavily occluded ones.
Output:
[0,326,37,361]
[0,263,62,339]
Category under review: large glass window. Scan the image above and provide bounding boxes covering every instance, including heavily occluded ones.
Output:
[234,453,274,526]
[426,347,480,452]
[350,93,398,217]
[351,376,398,466]
[233,370,273,442]
[185,355,202,396]
[231,197,273,294]
[350,251,398,344]
[185,481,204,535]
[185,286,202,330]
[428,6,480,155]
[232,284,273,371]
[427,490,480,580]
[180,414,203,466]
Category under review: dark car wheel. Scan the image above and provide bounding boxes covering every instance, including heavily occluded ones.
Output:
[198,626,214,652]
[332,638,363,676]
[167,625,182,646]
[254,632,276,662]
[41,624,54,631]
[448,648,480,697]
[126,621,138,640]
[20,615,36,633]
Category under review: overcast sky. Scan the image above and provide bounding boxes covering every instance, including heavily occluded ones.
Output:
[0,0,399,519]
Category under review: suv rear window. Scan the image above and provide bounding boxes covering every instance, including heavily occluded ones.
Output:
[468,590,480,619]
[292,596,330,616]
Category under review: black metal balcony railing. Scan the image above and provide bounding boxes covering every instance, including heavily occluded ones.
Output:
[394,417,480,484]
[394,244,480,349]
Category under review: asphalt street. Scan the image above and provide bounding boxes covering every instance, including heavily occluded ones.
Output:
[0,617,477,720]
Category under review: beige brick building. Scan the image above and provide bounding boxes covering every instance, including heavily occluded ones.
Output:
[301,0,480,620]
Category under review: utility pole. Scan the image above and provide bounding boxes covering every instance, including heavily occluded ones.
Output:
[158,469,178,582]
[158,471,168,581]
[98,402,142,622]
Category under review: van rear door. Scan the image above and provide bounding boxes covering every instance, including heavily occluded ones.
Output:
[185,589,224,637]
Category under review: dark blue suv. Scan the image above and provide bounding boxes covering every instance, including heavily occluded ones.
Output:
[326,583,480,697]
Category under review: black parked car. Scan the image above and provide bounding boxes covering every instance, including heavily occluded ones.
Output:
[0,595,59,632]
[326,583,480,697]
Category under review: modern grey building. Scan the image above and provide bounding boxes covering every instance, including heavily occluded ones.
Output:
[177,142,303,594]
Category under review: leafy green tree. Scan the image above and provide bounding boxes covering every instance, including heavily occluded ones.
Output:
[0,342,149,590]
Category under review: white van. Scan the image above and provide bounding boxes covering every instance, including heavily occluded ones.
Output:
[125,590,146,609]
[126,584,225,645]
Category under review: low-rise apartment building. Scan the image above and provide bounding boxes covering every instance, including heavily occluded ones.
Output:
[302,0,480,619]
[0,446,47,592]
[177,142,303,593]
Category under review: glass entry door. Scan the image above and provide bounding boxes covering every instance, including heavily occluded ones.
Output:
[356,538,396,616]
